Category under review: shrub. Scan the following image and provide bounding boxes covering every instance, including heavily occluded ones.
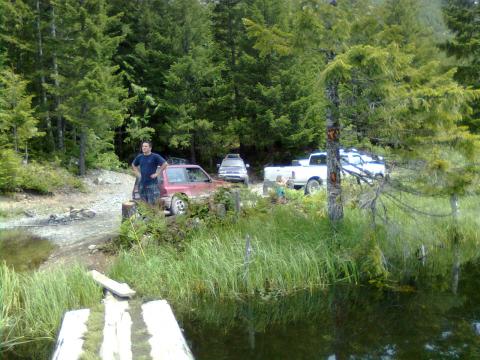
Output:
[16,161,83,194]
[0,149,21,192]
[92,152,125,171]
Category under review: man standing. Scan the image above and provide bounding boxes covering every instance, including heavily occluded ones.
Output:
[132,141,168,204]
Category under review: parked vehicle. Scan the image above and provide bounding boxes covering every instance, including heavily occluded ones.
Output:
[340,150,386,179]
[217,157,250,185]
[264,152,328,194]
[132,164,226,215]
[264,150,386,194]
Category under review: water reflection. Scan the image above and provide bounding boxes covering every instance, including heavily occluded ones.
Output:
[177,261,480,359]
[0,230,56,271]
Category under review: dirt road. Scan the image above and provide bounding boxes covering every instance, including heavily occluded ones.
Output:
[0,170,135,270]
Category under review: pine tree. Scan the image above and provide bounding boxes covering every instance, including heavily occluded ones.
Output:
[0,68,42,156]
[160,0,220,164]
[54,0,128,174]
[442,0,480,132]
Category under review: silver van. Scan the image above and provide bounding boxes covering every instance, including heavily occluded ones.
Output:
[217,157,249,185]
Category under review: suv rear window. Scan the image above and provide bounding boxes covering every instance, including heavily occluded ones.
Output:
[221,159,245,167]
[166,168,188,183]
[186,167,209,182]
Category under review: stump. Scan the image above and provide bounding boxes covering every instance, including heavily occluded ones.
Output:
[122,201,137,220]
[263,180,274,195]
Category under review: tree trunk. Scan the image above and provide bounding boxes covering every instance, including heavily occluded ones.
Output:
[227,1,240,120]
[13,125,18,152]
[325,0,343,222]
[450,193,459,220]
[79,127,87,176]
[51,4,64,151]
[326,73,343,222]
[24,142,28,164]
[190,134,196,164]
[450,192,460,294]
[36,0,54,150]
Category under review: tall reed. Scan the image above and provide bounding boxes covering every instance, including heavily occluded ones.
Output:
[0,263,22,351]
[0,263,103,357]
[110,191,480,301]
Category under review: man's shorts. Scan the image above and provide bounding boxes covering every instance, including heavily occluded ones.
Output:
[139,182,160,205]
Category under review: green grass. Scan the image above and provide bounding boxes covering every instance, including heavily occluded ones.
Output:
[0,263,103,357]
[110,188,480,302]
[2,186,480,359]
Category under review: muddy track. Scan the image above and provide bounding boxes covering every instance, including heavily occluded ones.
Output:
[0,170,135,270]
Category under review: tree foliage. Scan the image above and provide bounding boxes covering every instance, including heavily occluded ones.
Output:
[0,0,477,202]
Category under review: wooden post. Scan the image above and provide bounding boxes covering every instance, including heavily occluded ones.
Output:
[122,201,137,220]
[243,235,252,287]
[234,190,240,215]
[262,180,274,196]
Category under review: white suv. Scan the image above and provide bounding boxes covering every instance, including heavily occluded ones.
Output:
[340,150,386,179]
[218,157,250,185]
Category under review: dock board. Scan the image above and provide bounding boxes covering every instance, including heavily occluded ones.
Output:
[52,298,193,359]
[142,300,194,360]
[89,270,136,298]
[51,309,90,360]
[100,292,133,360]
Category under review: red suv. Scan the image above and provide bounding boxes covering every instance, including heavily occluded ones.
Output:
[133,164,226,214]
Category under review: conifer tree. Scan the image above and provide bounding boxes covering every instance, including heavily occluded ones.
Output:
[0,68,42,156]
[161,0,221,163]
[54,0,128,174]
[442,0,480,132]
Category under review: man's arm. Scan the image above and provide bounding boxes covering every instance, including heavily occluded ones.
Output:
[132,162,141,178]
[151,161,168,179]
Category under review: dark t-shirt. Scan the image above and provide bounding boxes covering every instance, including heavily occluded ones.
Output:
[132,153,166,186]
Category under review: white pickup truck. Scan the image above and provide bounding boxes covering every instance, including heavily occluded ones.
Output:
[264,152,328,194]
[264,151,386,194]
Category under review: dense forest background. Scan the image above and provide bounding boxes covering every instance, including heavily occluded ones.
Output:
[0,0,479,176]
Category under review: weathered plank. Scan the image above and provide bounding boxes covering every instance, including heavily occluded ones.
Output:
[100,292,133,360]
[142,300,194,360]
[51,309,90,360]
[89,270,136,298]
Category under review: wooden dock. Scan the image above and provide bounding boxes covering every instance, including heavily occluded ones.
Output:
[52,272,194,360]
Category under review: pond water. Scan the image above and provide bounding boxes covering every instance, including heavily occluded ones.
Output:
[178,261,480,360]
[0,229,56,271]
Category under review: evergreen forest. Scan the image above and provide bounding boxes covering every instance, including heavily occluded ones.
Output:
[0,0,479,185]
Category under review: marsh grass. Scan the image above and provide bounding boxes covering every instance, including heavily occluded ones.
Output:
[0,263,103,357]
[110,199,369,301]
[2,186,480,358]
[111,187,480,302]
